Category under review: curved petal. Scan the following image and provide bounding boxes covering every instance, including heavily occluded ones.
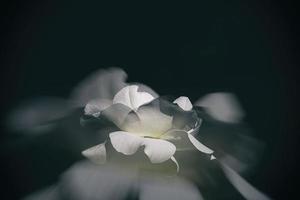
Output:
[109,131,143,155]
[162,130,214,154]
[188,133,214,154]
[142,138,176,163]
[171,156,180,172]
[84,99,112,117]
[82,143,107,164]
[113,85,155,111]
[173,96,193,111]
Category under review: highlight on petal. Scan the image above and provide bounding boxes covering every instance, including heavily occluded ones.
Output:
[122,107,173,137]
[82,143,107,164]
[142,138,176,163]
[173,96,193,111]
[195,92,245,123]
[84,99,112,117]
[220,162,271,200]
[109,131,143,155]
[113,85,155,111]
[187,133,214,154]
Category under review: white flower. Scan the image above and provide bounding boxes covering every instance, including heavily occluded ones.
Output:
[82,85,215,170]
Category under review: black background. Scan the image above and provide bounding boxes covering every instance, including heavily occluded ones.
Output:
[0,0,299,199]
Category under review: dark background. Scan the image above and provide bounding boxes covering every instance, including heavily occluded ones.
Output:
[0,0,299,199]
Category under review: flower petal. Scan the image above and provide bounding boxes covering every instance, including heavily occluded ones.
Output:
[162,130,213,154]
[101,103,132,128]
[70,68,127,106]
[220,162,271,200]
[84,99,112,117]
[143,138,176,163]
[195,92,245,123]
[187,133,214,154]
[109,131,143,155]
[122,107,173,137]
[171,156,180,172]
[82,143,107,164]
[173,96,193,111]
[113,85,155,111]
[139,176,204,200]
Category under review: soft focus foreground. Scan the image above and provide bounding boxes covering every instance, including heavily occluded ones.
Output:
[6,68,271,200]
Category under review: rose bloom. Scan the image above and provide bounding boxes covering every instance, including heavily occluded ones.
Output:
[82,85,215,170]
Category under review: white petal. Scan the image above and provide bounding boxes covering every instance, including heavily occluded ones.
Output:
[173,96,193,111]
[109,131,143,155]
[123,107,173,137]
[113,85,155,111]
[84,99,112,117]
[210,155,216,160]
[220,162,271,200]
[171,156,180,172]
[82,143,106,164]
[187,134,214,154]
[143,138,176,163]
[195,92,245,123]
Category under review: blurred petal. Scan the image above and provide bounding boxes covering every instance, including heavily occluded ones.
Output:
[6,97,72,133]
[143,138,176,163]
[113,85,155,111]
[109,131,143,155]
[84,99,112,117]
[195,92,245,123]
[139,176,204,200]
[82,143,106,164]
[173,96,193,111]
[70,68,127,106]
[60,161,137,200]
[220,162,271,200]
